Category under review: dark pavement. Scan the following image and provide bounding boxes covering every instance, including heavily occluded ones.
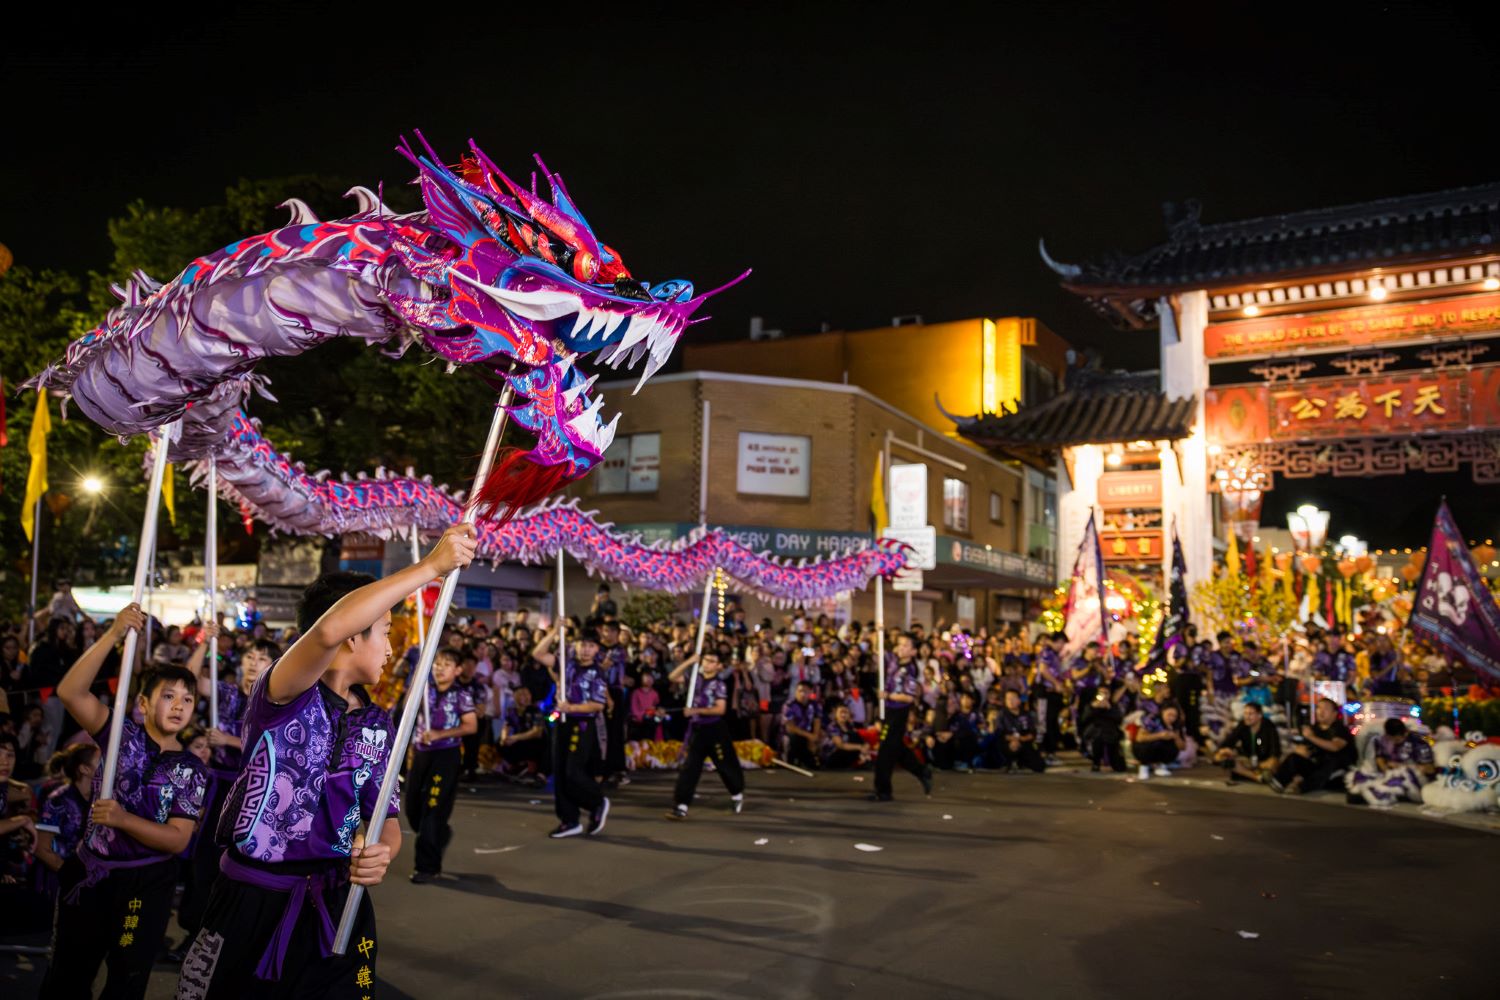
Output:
[6,767,1493,998]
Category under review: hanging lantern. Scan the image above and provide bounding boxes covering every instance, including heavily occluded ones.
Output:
[1336,559,1357,579]
[1274,551,1293,572]
[1301,554,1322,575]
[1409,550,1426,573]
[1400,564,1421,584]
[1354,555,1373,575]
[1472,543,1496,566]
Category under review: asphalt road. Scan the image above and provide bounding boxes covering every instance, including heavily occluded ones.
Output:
[5,766,1493,998]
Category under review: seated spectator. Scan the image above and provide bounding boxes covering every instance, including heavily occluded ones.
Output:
[34,743,98,898]
[989,688,1045,773]
[499,686,546,783]
[1080,688,1126,772]
[1270,697,1356,795]
[1132,702,1188,779]
[1344,718,1436,806]
[15,702,51,781]
[933,692,983,772]
[782,681,822,768]
[1213,702,1280,784]
[821,704,872,769]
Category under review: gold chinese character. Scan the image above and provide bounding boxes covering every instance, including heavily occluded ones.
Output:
[123,915,139,930]
[1413,385,1446,416]
[357,937,375,959]
[1290,397,1327,420]
[356,965,374,989]
[127,898,143,913]
[119,932,135,948]
[1373,389,1402,417]
[1333,392,1367,420]
[1111,537,1127,556]
[1137,537,1151,554]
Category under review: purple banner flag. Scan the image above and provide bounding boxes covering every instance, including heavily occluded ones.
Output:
[1148,523,1191,669]
[1063,511,1109,658]
[1409,501,1500,681]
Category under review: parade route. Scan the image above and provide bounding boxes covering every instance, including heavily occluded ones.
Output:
[59,769,1478,998]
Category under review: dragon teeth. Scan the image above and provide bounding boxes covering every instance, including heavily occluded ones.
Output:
[601,312,627,339]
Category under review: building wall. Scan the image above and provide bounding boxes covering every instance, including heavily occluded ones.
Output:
[1159,290,1213,585]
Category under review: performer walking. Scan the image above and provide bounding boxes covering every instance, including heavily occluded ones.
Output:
[42,604,209,1000]
[176,525,475,999]
[532,625,611,839]
[665,650,746,820]
[872,633,932,802]
[407,649,477,883]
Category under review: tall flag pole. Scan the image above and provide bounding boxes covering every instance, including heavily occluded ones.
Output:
[1409,500,1500,681]
[1148,520,1191,668]
[206,458,219,730]
[685,571,716,711]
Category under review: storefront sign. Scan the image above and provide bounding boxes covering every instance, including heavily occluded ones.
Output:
[617,522,875,559]
[1101,529,1163,564]
[178,564,258,590]
[891,568,924,592]
[1204,293,1500,361]
[628,433,660,492]
[888,463,928,529]
[737,432,811,497]
[1098,471,1162,509]
[940,537,1053,584]
[1207,367,1496,444]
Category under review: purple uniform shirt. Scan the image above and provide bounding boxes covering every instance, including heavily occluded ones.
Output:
[782,697,819,733]
[38,784,90,862]
[1313,649,1357,682]
[212,680,250,772]
[218,670,401,865]
[565,664,608,715]
[1036,648,1065,691]
[821,722,855,760]
[884,658,920,708]
[1375,733,1433,765]
[947,710,983,737]
[417,682,475,752]
[689,674,728,728]
[601,645,629,689]
[998,708,1036,739]
[86,712,208,861]
[1207,651,1236,695]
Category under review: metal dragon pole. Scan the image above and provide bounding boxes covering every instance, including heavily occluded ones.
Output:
[207,457,219,730]
[334,388,512,954]
[684,570,717,711]
[876,575,886,723]
[99,426,174,800]
[410,524,431,738]
[556,547,567,721]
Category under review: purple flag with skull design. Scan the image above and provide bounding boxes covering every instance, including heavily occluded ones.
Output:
[1409,501,1500,681]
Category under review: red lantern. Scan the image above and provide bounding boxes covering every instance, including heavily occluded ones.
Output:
[1336,559,1357,579]
[1301,555,1322,575]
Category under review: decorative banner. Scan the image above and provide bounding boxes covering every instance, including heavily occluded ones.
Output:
[1147,524,1191,668]
[1100,528,1163,564]
[1098,470,1162,509]
[1063,512,1109,656]
[1408,501,1500,681]
[1204,293,1500,361]
[1207,367,1497,445]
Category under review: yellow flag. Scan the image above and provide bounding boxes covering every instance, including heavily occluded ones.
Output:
[1224,530,1240,577]
[22,392,50,542]
[870,452,888,537]
[163,462,176,525]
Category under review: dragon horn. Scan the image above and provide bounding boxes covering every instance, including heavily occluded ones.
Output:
[692,269,754,304]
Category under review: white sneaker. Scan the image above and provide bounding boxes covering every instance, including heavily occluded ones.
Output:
[1153,765,1171,777]
[549,823,584,839]
[731,794,744,814]
[1137,765,1151,780]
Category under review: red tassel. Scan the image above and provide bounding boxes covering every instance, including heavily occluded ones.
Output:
[470,447,573,524]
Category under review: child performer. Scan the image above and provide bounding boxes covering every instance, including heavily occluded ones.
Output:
[175,524,475,999]
[665,650,746,821]
[41,604,208,1000]
[531,625,611,839]
[407,649,477,883]
[872,633,933,802]
[34,744,101,897]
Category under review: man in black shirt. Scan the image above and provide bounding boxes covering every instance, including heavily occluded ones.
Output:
[1269,697,1355,794]
[1213,702,1281,784]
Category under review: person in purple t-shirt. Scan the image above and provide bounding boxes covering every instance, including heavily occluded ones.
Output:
[44,603,208,1000]
[665,649,746,820]
[176,524,475,999]
[35,743,99,891]
[780,681,823,770]
[407,649,477,883]
[872,633,934,802]
[532,624,611,839]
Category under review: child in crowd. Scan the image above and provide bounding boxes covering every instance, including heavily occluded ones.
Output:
[176,524,474,998]
[42,604,208,1000]
[408,648,478,883]
[35,743,100,898]
[821,704,872,769]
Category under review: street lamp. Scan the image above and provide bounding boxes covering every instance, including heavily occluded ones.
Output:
[81,475,105,495]
[1286,504,1330,552]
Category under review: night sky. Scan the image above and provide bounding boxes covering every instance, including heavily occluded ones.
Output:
[5,2,1499,545]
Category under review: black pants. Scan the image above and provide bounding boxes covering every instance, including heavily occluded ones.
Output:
[407,746,461,874]
[42,856,176,1000]
[1170,673,1204,740]
[180,774,231,938]
[673,721,746,807]
[932,731,979,770]
[1088,732,1126,771]
[501,736,544,773]
[553,716,604,827]
[1273,751,1350,792]
[785,733,818,769]
[1034,689,1064,754]
[996,740,1046,772]
[1133,739,1179,766]
[460,730,481,777]
[605,687,628,775]
[823,748,865,770]
[176,865,376,999]
[874,706,927,798]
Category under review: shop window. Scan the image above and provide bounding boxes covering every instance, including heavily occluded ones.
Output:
[943,478,970,533]
[989,491,1003,524]
[596,432,660,494]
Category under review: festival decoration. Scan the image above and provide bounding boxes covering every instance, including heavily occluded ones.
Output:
[1146,524,1190,667]
[1408,501,1500,681]
[1420,736,1500,813]
[28,132,750,516]
[1063,511,1109,656]
[1191,559,1297,650]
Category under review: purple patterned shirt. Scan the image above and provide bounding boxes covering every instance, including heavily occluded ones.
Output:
[1036,648,1065,691]
[565,664,608,715]
[1375,733,1433,766]
[417,682,475,752]
[884,658,920,708]
[86,713,208,861]
[782,698,819,733]
[689,674,728,728]
[38,784,90,862]
[218,670,401,865]
[213,680,250,772]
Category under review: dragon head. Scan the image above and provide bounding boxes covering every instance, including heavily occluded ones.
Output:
[385,132,748,516]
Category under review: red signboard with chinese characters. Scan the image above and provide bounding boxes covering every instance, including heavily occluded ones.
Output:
[1101,529,1163,564]
[1204,293,1500,361]
[1207,367,1498,444]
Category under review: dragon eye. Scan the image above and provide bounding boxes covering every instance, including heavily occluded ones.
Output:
[1477,759,1500,784]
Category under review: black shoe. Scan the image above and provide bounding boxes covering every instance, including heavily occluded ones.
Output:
[410,870,437,884]
[919,766,934,796]
[549,822,585,839]
[588,797,611,836]
[866,792,893,802]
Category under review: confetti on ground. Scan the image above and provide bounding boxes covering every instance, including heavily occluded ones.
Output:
[852,776,866,782]
[754,838,769,846]
[473,846,523,855]
[942,814,954,820]
[854,843,884,852]
[1211,835,1224,841]
[528,800,542,805]
[1237,931,1260,940]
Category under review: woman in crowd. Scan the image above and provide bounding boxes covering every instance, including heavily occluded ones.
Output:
[1131,701,1188,779]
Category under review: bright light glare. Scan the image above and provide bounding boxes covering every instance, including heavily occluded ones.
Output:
[82,476,104,495]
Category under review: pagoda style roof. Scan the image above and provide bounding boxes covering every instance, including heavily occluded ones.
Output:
[1042,181,1500,327]
[945,368,1195,453]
